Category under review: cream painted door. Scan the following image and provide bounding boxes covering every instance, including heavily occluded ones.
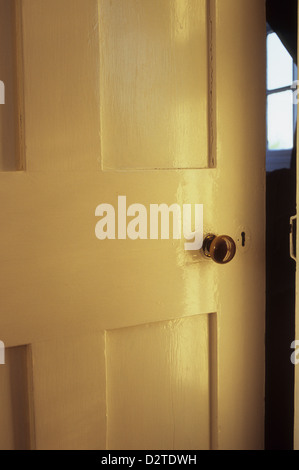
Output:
[0,0,265,450]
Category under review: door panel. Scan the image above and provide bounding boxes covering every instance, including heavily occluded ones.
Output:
[99,0,210,170]
[31,334,106,450]
[0,0,22,171]
[0,345,33,450]
[106,314,216,450]
[0,0,265,450]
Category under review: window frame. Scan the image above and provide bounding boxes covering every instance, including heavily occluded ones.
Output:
[266,25,297,172]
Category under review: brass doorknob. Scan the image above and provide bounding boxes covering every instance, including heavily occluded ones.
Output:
[202,234,236,264]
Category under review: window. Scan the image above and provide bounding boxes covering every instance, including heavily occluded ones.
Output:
[266,25,297,172]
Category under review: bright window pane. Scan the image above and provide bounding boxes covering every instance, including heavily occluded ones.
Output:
[267,90,293,150]
[267,33,293,90]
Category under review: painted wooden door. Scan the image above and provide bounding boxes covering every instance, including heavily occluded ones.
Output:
[0,0,266,450]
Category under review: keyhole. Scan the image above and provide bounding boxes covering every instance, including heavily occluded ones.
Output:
[241,231,246,247]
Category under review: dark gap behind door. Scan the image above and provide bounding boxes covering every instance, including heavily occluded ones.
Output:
[265,0,297,450]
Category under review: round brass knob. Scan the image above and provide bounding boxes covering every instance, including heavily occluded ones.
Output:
[202,234,236,264]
